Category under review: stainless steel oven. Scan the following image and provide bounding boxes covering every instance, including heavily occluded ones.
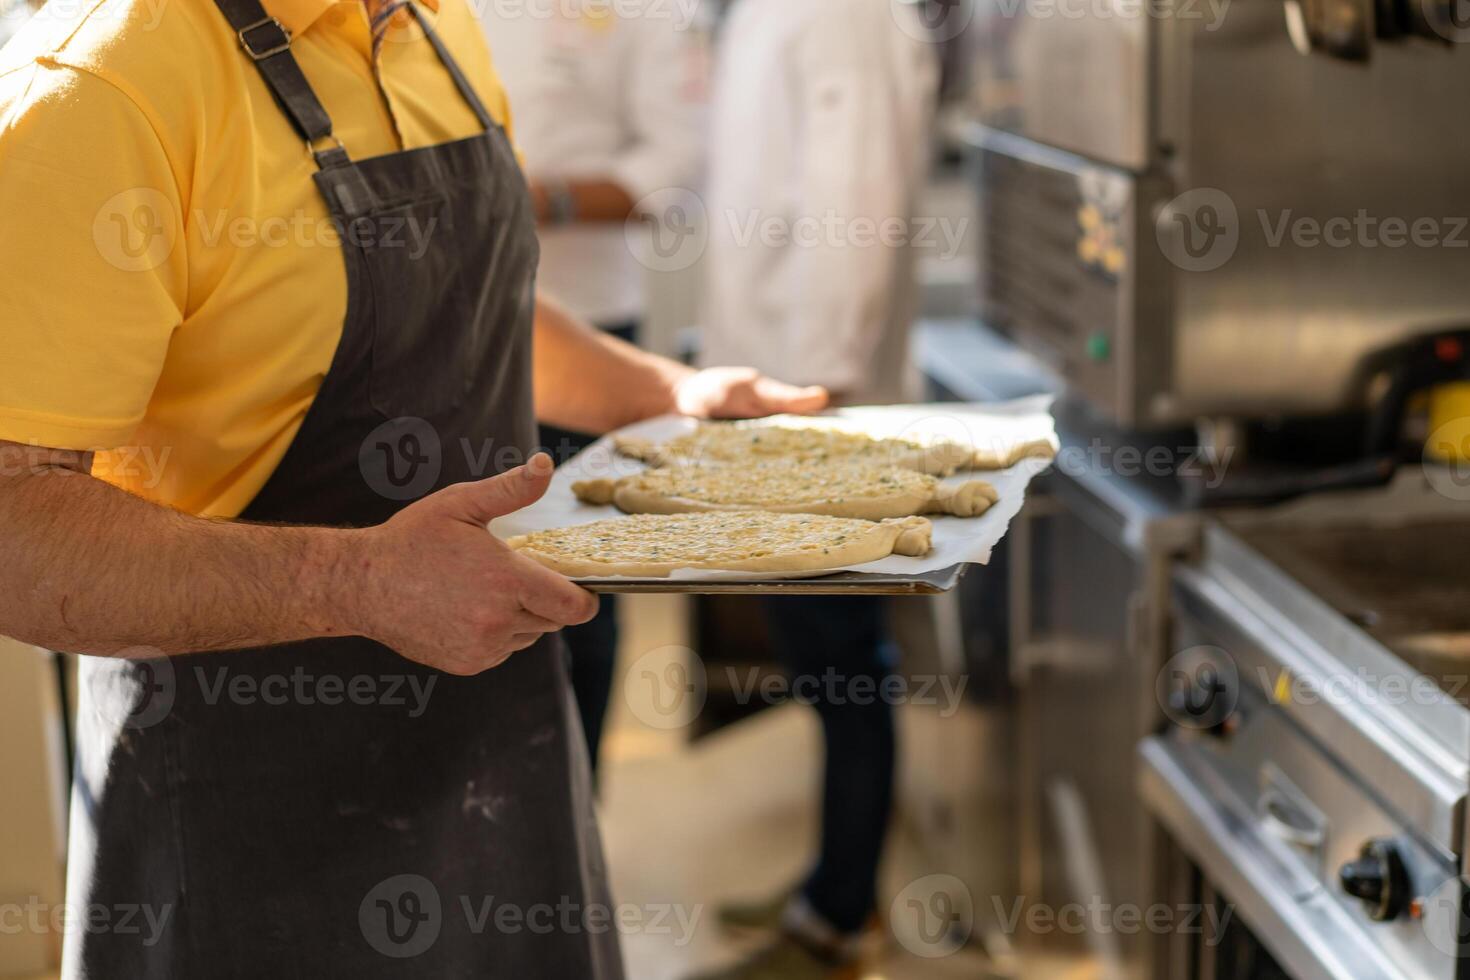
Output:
[962,0,1470,428]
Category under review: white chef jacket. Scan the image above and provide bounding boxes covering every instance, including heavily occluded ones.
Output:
[0,0,32,50]
[476,0,708,325]
[698,0,939,403]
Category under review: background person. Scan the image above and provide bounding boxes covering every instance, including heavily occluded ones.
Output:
[691,0,939,976]
[476,0,709,774]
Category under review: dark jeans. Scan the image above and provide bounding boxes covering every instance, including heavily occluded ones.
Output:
[538,321,636,775]
[763,595,897,935]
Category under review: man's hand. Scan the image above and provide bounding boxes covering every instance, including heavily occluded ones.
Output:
[348,453,598,676]
[534,294,832,431]
[672,366,830,420]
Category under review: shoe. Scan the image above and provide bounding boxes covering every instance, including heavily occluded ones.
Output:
[682,934,861,980]
[717,891,791,935]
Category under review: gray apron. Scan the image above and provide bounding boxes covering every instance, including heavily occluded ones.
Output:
[63,3,622,976]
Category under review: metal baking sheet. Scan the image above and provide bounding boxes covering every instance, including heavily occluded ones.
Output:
[489,400,1057,594]
[580,564,969,595]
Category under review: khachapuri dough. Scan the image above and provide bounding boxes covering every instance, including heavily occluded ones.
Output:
[506,512,934,578]
[572,462,998,521]
[614,418,1054,475]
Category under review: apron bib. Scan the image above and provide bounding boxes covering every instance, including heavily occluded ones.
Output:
[63,5,622,977]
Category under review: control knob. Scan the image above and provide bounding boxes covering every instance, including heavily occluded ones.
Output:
[1339,839,1409,921]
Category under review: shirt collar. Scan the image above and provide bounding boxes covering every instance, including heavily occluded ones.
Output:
[263,0,439,38]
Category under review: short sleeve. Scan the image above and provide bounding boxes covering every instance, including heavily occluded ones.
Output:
[0,61,186,450]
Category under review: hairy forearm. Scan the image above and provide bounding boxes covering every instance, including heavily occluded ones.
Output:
[532,292,691,433]
[0,458,363,656]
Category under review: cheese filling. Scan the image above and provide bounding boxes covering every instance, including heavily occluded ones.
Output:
[512,512,892,564]
[618,462,936,506]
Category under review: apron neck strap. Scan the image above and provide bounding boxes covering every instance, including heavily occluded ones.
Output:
[212,0,350,169]
[407,4,496,131]
[213,0,500,171]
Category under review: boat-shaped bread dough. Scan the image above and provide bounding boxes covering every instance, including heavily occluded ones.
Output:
[572,463,998,520]
[506,512,934,578]
[615,418,1054,475]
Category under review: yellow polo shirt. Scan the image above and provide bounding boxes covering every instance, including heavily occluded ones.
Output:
[0,0,513,517]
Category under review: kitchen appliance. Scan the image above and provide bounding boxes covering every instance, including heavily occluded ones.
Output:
[916,320,1470,980]
[923,1,1470,972]
[964,0,1470,431]
[1142,489,1470,980]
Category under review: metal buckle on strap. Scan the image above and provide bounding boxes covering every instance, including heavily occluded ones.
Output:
[237,16,291,60]
[306,133,347,156]
[306,133,350,169]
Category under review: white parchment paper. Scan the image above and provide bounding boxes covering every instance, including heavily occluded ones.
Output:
[488,397,1056,582]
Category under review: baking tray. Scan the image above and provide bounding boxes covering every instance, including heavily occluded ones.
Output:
[491,400,1057,595]
[579,564,970,595]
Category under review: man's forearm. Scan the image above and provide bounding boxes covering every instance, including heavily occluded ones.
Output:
[0,455,362,656]
[532,291,691,434]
